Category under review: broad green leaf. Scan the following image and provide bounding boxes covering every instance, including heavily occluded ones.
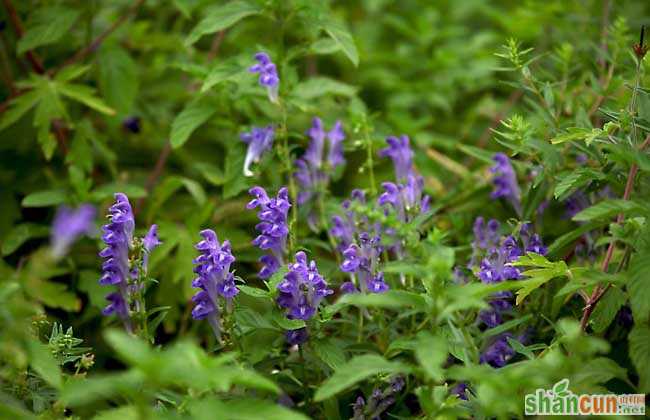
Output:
[17,7,80,53]
[292,77,357,100]
[573,199,645,222]
[629,325,650,393]
[314,354,412,401]
[201,62,247,93]
[98,46,138,114]
[103,330,152,366]
[60,371,144,407]
[628,227,650,323]
[58,83,116,115]
[590,287,626,333]
[311,339,346,370]
[415,333,447,382]
[188,398,309,420]
[310,38,341,55]
[186,1,261,45]
[170,97,216,148]
[27,339,62,389]
[91,183,147,201]
[93,406,138,420]
[1,223,49,256]
[21,190,66,207]
[180,177,207,205]
[336,290,427,310]
[554,168,605,201]
[194,162,226,185]
[573,357,629,387]
[319,18,359,66]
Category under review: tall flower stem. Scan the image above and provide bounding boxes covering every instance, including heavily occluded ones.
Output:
[278,100,298,253]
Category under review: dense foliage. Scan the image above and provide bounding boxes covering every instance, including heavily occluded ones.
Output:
[1,1,650,419]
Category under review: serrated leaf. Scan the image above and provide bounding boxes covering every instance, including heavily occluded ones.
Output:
[17,7,80,53]
[98,46,138,114]
[590,287,626,333]
[573,199,645,222]
[170,97,216,148]
[314,354,411,401]
[512,253,569,305]
[21,190,66,207]
[554,168,605,201]
[186,1,261,45]
[629,325,650,392]
[58,83,116,115]
[312,339,346,370]
[1,223,49,256]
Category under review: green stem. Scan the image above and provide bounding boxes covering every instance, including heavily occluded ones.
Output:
[278,100,298,253]
[362,118,377,197]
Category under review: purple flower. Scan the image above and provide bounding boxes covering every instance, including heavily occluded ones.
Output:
[379,135,414,181]
[50,204,96,258]
[378,174,430,223]
[240,125,275,177]
[99,193,135,328]
[247,186,291,279]
[353,376,405,419]
[191,229,238,341]
[330,189,366,251]
[285,327,309,346]
[142,224,161,274]
[452,382,470,400]
[249,52,279,103]
[564,191,589,219]
[294,118,346,209]
[277,251,333,320]
[480,335,516,368]
[520,223,547,255]
[340,233,388,294]
[490,153,521,215]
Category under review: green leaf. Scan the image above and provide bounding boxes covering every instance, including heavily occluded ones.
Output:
[27,339,62,389]
[573,357,629,387]
[201,61,248,93]
[21,190,66,207]
[17,7,80,53]
[414,333,447,382]
[103,330,152,366]
[629,228,650,323]
[91,183,147,201]
[311,339,346,370]
[511,253,569,305]
[292,77,357,100]
[590,287,626,333]
[58,83,116,115]
[1,223,49,256]
[170,97,216,148]
[0,89,41,130]
[554,168,605,201]
[314,354,412,401]
[98,46,138,114]
[188,398,309,420]
[573,199,645,222]
[60,371,144,407]
[629,325,650,393]
[310,38,341,55]
[180,177,207,205]
[319,18,359,66]
[185,1,261,45]
[336,290,427,310]
[546,221,607,258]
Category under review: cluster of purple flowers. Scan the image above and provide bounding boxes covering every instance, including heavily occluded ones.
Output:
[378,135,430,222]
[277,251,333,320]
[98,193,160,331]
[240,125,275,177]
[468,216,546,369]
[352,376,405,420]
[294,117,346,228]
[490,153,521,215]
[191,229,238,341]
[50,204,96,258]
[331,190,388,294]
[249,52,279,103]
[247,186,291,279]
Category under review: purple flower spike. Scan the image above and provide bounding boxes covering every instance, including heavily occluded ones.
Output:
[339,233,388,294]
[99,193,135,328]
[327,121,345,168]
[191,229,238,341]
[378,174,430,223]
[249,52,279,103]
[247,186,291,279]
[240,125,275,177]
[379,135,414,181]
[286,327,309,346]
[277,251,333,320]
[480,335,516,368]
[142,224,161,274]
[50,204,96,258]
[490,153,521,215]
